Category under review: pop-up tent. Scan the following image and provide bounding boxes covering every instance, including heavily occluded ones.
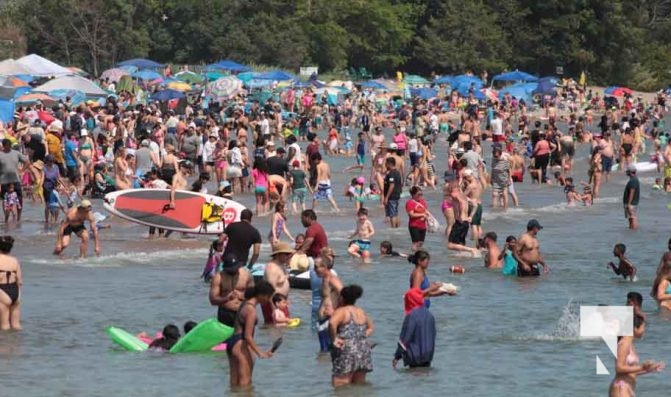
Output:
[0,59,35,76]
[17,54,72,76]
[34,75,108,97]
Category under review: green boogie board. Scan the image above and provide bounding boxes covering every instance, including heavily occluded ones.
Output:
[106,326,148,352]
[169,318,233,353]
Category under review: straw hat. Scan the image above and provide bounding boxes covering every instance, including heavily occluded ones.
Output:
[271,242,295,256]
[32,160,44,170]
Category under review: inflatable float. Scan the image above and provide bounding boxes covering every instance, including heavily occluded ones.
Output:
[250,263,311,290]
[107,318,233,353]
[611,161,657,173]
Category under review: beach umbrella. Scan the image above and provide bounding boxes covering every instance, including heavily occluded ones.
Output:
[175,71,203,84]
[434,75,453,85]
[236,72,258,83]
[410,87,437,100]
[118,58,164,69]
[167,81,193,92]
[132,69,162,81]
[207,76,242,99]
[101,68,129,83]
[404,74,430,85]
[118,65,138,74]
[208,60,251,72]
[68,66,89,76]
[150,89,185,102]
[498,82,537,103]
[604,86,633,97]
[16,92,56,105]
[47,89,86,106]
[206,71,225,81]
[492,70,539,82]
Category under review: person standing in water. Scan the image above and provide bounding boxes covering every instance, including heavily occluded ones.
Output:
[462,169,483,244]
[408,250,452,309]
[209,254,254,327]
[0,236,22,330]
[623,165,640,230]
[607,243,638,282]
[393,287,435,369]
[53,200,101,258]
[608,315,664,397]
[261,242,294,324]
[227,280,276,389]
[329,285,374,388]
[383,157,403,229]
[514,219,548,276]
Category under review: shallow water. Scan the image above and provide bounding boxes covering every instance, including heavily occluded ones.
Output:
[1,131,671,397]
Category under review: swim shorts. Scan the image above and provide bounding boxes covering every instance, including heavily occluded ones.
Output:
[314,182,333,201]
[448,220,469,245]
[624,204,637,219]
[385,199,399,218]
[470,203,483,226]
[408,227,427,243]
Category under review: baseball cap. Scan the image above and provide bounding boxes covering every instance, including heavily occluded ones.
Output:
[527,219,543,230]
[388,142,398,150]
[219,180,231,190]
[626,164,637,173]
[78,199,92,210]
[80,129,88,136]
[462,169,473,177]
[141,139,150,146]
[188,122,196,129]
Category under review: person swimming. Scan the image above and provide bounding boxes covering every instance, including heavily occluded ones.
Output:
[379,241,407,258]
[148,324,181,351]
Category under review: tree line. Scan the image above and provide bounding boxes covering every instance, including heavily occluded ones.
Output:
[1,0,670,90]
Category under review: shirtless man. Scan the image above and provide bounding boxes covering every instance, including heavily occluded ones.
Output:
[168,160,192,209]
[261,242,294,324]
[347,207,375,263]
[463,169,483,244]
[53,200,101,258]
[209,254,253,327]
[559,130,575,175]
[514,219,548,276]
[510,147,525,183]
[598,131,616,182]
[446,182,479,257]
[483,232,502,268]
[311,152,340,212]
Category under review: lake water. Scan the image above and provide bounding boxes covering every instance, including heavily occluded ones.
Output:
[1,131,670,397]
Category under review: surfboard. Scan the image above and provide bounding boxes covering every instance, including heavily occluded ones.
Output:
[611,161,657,172]
[169,318,233,353]
[103,189,247,234]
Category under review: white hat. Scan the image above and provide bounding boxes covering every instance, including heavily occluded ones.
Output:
[80,129,88,136]
[463,169,473,177]
[388,142,398,150]
[188,122,196,129]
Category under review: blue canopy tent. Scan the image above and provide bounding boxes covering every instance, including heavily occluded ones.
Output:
[150,89,185,102]
[410,87,438,100]
[533,76,559,95]
[492,70,539,83]
[209,60,250,72]
[0,99,13,123]
[455,85,486,100]
[451,75,484,89]
[48,89,86,106]
[132,69,162,81]
[118,58,164,69]
[498,82,538,104]
[360,80,387,90]
[256,70,296,81]
[434,75,453,85]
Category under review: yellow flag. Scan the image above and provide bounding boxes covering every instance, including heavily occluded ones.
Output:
[396,71,403,82]
[579,71,586,87]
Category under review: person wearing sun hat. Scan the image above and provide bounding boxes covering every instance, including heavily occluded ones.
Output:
[53,199,101,258]
[261,242,296,324]
[393,287,436,369]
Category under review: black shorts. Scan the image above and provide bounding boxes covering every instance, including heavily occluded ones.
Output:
[409,226,427,243]
[64,224,86,236]
[206,161,215,167]
[1,182,22,201]
[218,306,237,327]
[448,220,469,245]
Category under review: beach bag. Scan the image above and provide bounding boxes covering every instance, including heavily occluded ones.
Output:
[426,214,440,233]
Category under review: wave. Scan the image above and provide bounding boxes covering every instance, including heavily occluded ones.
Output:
[28,247,209,267]
[484,196,619,221]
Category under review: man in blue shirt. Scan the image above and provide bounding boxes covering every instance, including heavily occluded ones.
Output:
[393,288,436,368]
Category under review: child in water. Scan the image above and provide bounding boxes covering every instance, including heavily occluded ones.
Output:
[626,291,646,320]
[379,241,407,258]
[272,294,290,327]
[607,243,638,282]
[563,177,582,205]
[3,183,21,223]
[347,207,375,263]
[148,324,181,351]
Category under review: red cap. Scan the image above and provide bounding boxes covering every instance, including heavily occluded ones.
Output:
[404,288,424,314]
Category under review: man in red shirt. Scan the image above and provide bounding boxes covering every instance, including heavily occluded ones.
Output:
[298,209,327,258]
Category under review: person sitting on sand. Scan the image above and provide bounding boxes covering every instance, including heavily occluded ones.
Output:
[608,243,638,282]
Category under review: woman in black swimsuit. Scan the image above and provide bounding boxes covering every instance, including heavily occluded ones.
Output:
[0,236,21,330]
[227,280,275,388]
[620,128,635,171]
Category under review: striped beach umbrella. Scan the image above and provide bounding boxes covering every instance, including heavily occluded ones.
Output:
[207,76,242,100]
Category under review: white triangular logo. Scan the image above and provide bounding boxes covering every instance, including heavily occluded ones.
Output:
[596,355,610,375]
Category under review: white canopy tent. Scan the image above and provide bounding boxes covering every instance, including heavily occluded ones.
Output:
[0,59,35,76]
[34,75,108,97]
[17,54,72,77]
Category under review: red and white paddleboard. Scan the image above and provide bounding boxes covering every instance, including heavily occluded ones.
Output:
[103,189,247,234]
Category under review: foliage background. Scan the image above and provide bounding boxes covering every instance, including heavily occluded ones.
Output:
[1,0,670,90]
